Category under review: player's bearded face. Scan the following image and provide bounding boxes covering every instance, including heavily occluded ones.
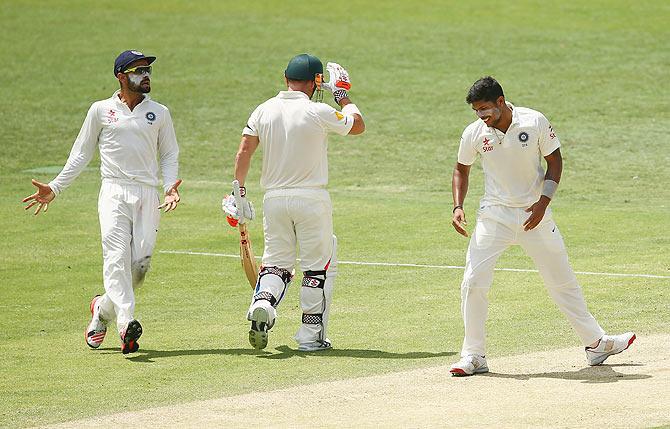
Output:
[127,72,151,93]
[123,60,152,94]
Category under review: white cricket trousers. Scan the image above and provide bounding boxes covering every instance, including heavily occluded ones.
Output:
[261,188,337,345]
[460,205,604,357]
[262,188,334,272]
[95,180,160,333]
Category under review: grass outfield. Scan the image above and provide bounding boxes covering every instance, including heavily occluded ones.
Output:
[1,0,669,427]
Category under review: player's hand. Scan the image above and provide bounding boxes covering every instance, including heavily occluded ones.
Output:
[321,62,351,92]
[222,188,255,223]
[159,179,182,213]
[322,62,351,104]
[22,179,55,216]
[523,196,550,231]
[221,194,240,227]
[452,207,468,237]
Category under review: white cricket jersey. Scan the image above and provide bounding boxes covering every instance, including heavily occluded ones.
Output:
[457,104,561,208]
[49,90,179,195]
[243,90,354,190]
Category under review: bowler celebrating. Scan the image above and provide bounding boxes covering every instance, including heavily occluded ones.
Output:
[22,50,182,355]
[224,54,365,351]
[449,76,635,376]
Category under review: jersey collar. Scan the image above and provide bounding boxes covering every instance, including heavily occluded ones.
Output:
[112,90,151,109]
[508,102,520,126]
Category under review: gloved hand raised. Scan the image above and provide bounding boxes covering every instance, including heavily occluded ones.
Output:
[321,62,351,104]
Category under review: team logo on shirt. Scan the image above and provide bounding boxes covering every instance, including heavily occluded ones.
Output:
[518,132,529,142]
[335,111,344,120]
[482,137,494,152]
[548,125,556,139]
[107,109,119,124]
[146,112,156,124]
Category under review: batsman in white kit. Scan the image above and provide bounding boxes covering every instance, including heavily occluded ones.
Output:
[449,76,635,376]
[223,53,365,351]
[22,50,182,355]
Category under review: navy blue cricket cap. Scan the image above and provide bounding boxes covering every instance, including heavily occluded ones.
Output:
[113,50,156,76]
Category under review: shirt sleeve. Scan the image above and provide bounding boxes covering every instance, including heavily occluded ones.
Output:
[48,103,102,195]
[158,107,180,193]
[242,105,261,136]
[312,102,354,136]
[538,114,561,156]
[457,128,478,165]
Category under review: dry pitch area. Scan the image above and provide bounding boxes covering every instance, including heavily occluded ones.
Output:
[42,334,669,428]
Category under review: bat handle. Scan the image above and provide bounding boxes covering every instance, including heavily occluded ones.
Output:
[238,221,247,236]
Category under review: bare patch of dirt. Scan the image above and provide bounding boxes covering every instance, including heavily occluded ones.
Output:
[42,334,669,428]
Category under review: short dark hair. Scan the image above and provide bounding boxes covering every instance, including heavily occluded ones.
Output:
[466,76,504,104]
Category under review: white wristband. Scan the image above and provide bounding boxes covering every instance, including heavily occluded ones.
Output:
[542,179,559,199]
[342,103,361,117]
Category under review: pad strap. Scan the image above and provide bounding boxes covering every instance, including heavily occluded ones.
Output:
[259,266,293,284]
[302,313,323,324]
[253,266,293,307]
[253,291,276,306]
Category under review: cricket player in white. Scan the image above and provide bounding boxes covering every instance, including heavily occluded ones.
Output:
[449,76,635,376]
[22,50,181,355]
[223,54,365,351]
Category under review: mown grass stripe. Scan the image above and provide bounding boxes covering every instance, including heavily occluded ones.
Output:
[159,250,670,280]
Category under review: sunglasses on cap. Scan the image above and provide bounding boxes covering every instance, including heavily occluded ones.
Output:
[123,65,152,75]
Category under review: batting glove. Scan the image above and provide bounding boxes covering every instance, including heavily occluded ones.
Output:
[321,62,351,104]
[221,191,255,225]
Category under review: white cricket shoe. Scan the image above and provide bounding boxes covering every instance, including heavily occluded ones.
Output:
[248,301,276,350]
[85,295,107,349]
[298,338,332,352]
[450,354,489,376]
[585,332,636,366]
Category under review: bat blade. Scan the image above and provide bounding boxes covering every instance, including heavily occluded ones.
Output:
[238,223,259,288]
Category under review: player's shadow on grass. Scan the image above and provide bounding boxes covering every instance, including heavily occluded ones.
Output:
[118,347,456,363]
[258,346,457,360]
[481,364,651,384]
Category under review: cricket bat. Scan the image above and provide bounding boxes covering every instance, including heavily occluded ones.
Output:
[232,180,259,288]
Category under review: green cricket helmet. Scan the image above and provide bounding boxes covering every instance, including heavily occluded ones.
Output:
[284,53,323,81]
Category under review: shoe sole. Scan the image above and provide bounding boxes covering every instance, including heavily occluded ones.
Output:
[589,334,636,366]
[450,366,489,377]
[121,320,143,355]
[85,295,105,349]
[248,307,270,350]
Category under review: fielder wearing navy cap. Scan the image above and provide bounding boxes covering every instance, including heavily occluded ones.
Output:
[114,50,156,76]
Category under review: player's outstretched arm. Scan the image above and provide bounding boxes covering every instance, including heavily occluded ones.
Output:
[452,163,471,237]
[22,179,55,216]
